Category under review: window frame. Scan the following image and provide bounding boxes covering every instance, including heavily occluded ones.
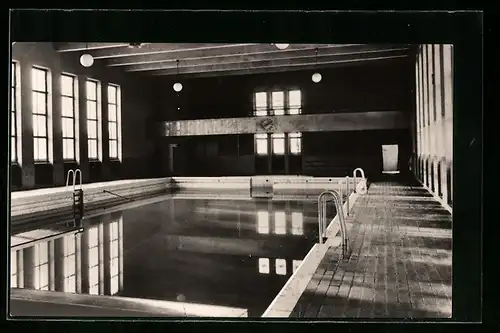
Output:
[107,84,121,161]
[61,73,78,161]
[86,79,101,161]
[32,66,50,163]
[11,61,19,164]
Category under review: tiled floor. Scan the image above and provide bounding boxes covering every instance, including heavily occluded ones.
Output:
[290,180,452,319]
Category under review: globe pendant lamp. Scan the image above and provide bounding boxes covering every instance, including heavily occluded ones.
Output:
[80,44,94,68]
[173,59,183,92]
[311,48,322,83]
[274,43,289,50]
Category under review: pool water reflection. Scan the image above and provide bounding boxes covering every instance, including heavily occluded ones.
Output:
[11,197,340,317]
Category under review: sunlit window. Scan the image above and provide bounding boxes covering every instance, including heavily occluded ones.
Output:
[32,67,50,162]
[61,74,78,161]
[258,258,270,274]
[11,251,18,288]
[255,133,268,155]
[107,84,121,160]
[275,258,287,275]
[34,242,49,290]
[272,91,284,115]
[272,133,285,155]
[63,234,77,293]
[293,260,303,273]
[86,79,101,160]
[291,212,304,235]
[274,211,286,235]
[257,210,269,234]
[254,92,267,116]
[87,226,100,295]
[289,132,302,155]
[288,90,302,115]
[11,61,19,163]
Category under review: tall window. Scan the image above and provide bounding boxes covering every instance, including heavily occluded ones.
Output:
[32,67,49,162]
[254,92,267,116]
[88,226,101,295]
[63,234,77,293]
[107,84,121,160]
[109,218,121,295]
[11,62,19,163]
[86,80,100,160]
[271,91,285,115]
[271,133,285,155]
[288,90,302,115]
[289,132,302,155]
[11,251,18,288]
[34,242,49,290]
[255,134,268,156]
[61,74,77,161]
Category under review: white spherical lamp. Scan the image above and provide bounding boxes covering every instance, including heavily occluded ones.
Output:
[274,43,289,50]
[173,82,183,92]
[312,72,322,83]
[80,53,94,67]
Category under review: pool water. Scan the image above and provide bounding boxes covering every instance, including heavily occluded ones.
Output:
[11,196,343,317]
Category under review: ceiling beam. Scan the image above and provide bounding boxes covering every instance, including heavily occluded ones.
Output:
[55,43,130,52]
[124,45,409,72]
[149,55,409,79]
[86,43,259,59]
[105,44,355,66]
[145,50,409,76]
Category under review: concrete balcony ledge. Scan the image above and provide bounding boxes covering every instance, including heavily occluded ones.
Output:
[10,289,248,318]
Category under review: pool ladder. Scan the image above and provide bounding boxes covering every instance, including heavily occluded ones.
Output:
[66,169,84,228]
[317,168,367,258]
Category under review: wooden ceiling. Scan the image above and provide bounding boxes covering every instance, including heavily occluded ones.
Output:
[54,43,411,79]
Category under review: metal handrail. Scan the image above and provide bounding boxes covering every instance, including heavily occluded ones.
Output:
[345,176,350,216]
[353,168,367,194]
[318,190,348,257]
[66,169,83,191]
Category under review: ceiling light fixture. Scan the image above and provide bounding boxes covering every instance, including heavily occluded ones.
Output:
[312,48,322,83]
[173,59,183,92]
[274,43,289,50]
[80,43,94,68]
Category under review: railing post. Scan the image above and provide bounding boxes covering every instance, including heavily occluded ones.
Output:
[345,176,350,216]
[318,190,349,258]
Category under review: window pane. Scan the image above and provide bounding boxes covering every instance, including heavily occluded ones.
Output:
[11,87,16,111]
[65,235,76,254]
[11,62,16,87]
[35,138,47,161]
[108,104,117,121]
[87,120,97,139]
[255,92,267,108]
[87,101,97,119]
[33,92,47,114]
[109,140,117,159]
[37,243,49,263]
[272,137,285,155]
[39,264,49,288]
[32,68,47,91]
[291,212,304,235]
[108,85,117,104]
[273,108,285,116]
[288,108,300,115]
[11,251,17,276]
[63,138,75,160]
[11,112,16,136]
[256,139,268,155]
[274,211,286,235]
[290,138,301,154]
[258,258,270,274]
[88,266,99,287]
[64,255,76,277]
[255,109,267,117]
[33,115,46,137]
[110,240,119,259]
[255,133,268,140]
[86,81,97,100]
[257,211,269,234]
[88,228,99,247]
[62,118,74,137]
[111,258,119,276]
[111,275,119,295]
[88,140,98,159]
[289,90,301,107]
[11,138,16,162]
[110,221,119,238]
[88,247,99,267]
[275,258,287,275]
[62,96,74,117]
[61,75,74,96]
[108,122,117,139]
[272,91,284,108]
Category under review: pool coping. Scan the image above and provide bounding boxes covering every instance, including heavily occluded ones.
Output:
[261,186,363,318]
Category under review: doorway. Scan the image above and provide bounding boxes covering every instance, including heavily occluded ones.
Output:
[382,144,399,174]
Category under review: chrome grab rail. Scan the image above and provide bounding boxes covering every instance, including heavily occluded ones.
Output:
[318,190,348,257]
[66,169,82,191]
[353,168,367,194]
[345,176,350,216]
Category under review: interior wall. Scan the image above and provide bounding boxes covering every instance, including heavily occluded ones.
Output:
[414,44,453,207]
[10,42,158,190]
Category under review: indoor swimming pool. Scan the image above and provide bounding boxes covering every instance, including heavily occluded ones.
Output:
[10,193,347,317]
